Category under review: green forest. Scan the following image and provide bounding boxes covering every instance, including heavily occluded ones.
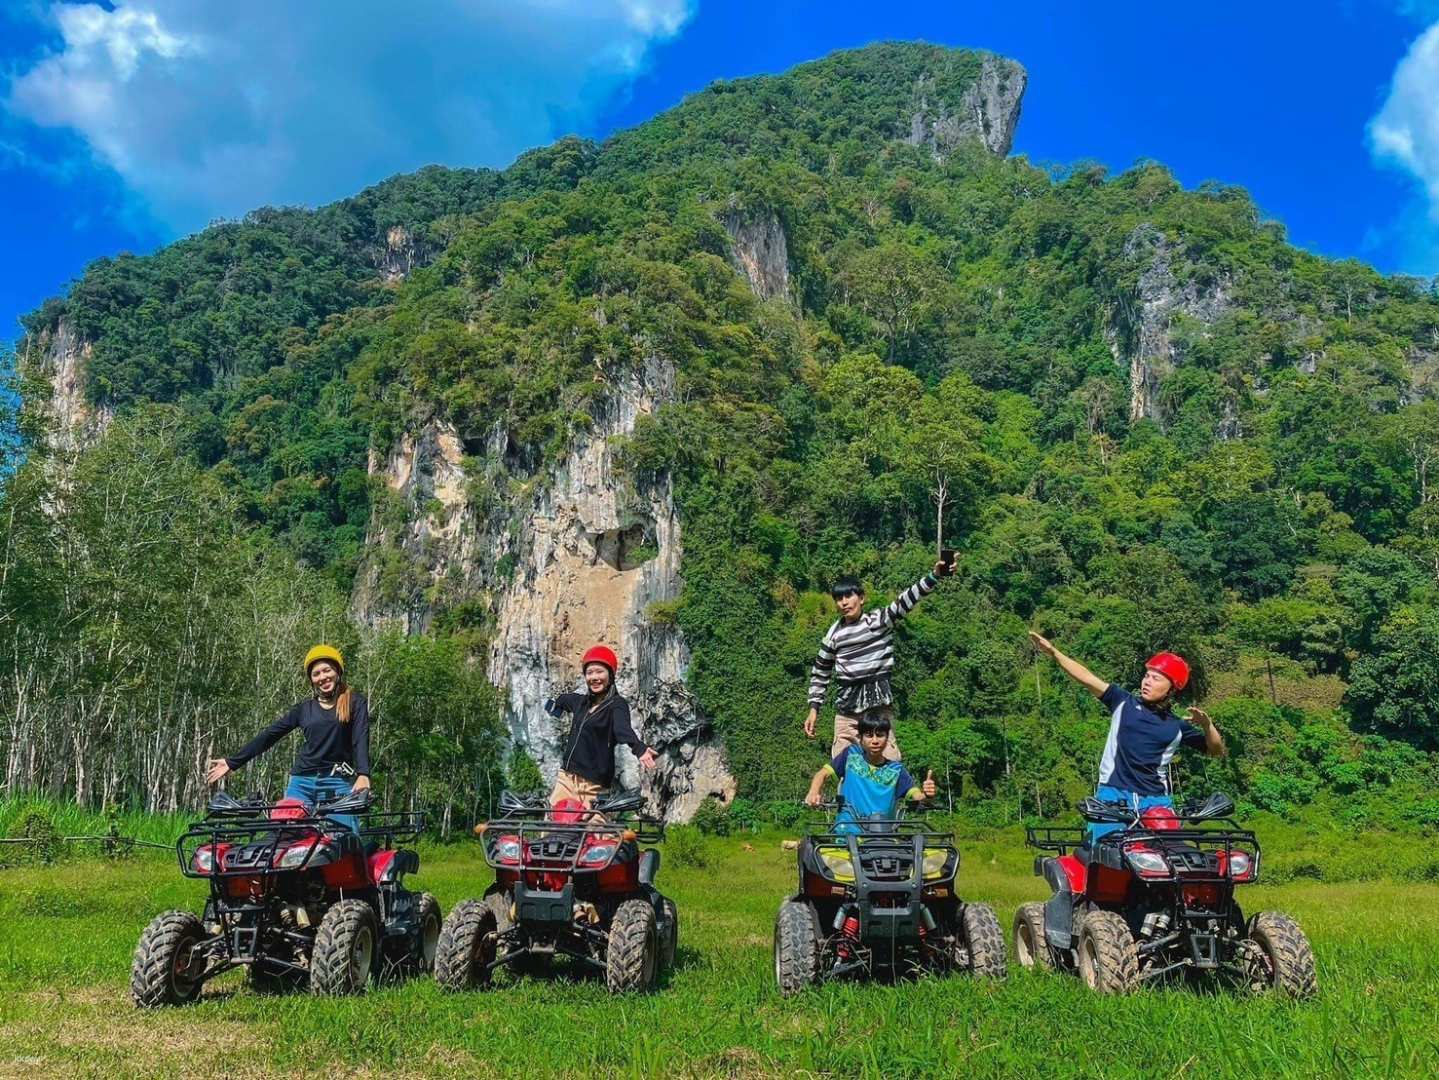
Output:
[5,42,1439,830]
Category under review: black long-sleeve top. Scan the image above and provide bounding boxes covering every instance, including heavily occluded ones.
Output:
[547,691,648,788]
[225,695,372,777]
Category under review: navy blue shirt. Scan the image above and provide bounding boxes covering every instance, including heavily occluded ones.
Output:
[1096,685,1205,796]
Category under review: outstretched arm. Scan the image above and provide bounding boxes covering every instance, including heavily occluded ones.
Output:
[1186,708,1227,758]
[208,707,301,783]
[1028,632,1108,699]
[804,765,834,807]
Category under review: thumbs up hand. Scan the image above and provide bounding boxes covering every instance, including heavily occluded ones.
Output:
[922,769,937,799]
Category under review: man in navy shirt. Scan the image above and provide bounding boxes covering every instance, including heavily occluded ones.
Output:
[1028,632,1226,841]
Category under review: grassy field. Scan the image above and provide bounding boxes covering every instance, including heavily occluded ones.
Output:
[1,826,1437,1079]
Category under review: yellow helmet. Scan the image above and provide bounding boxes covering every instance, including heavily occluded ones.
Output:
[303,644,345,676]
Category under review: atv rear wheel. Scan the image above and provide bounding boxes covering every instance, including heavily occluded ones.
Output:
[961,903,1007,978]
[1244,911,1318,998]
[414,893,442,973]
[131,911,206,1008]
[1076,909,1138,994]
[310,899,379,996]
[773,900,821,995]
[607,899,659,993]
[659,897,679,973]
[1012,902,1053,971]
[434,899,497,991]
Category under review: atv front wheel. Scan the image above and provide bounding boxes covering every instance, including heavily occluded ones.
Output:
[773,900,821,995]
[1012,902,1053,971]
[1244,911,1318,998]
[434,899,497,991]
[659,897,679,973]
[1076,909,1138,994]
[131,911,206,1008]
[311,899,380,995]
[961,903,1007,979]
[606,898,659,993]
[414,893,442,973]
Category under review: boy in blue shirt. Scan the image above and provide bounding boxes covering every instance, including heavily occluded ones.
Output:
[804,712,937,825]
[1028,632,1226,841]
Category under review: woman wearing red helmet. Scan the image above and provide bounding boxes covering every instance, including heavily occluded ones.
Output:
[544,645,658,809]
[1027,633,1225,842]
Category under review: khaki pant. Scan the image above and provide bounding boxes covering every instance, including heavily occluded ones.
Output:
[832,708,901,762]
[550,769,605,811]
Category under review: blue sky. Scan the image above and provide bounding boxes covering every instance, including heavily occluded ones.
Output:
[4,1,1439,350]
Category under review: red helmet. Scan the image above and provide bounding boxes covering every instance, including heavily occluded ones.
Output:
[1145,652,1190,692]
[581,645,618,674]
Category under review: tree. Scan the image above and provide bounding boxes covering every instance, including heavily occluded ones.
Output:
[1346,605,1439,748]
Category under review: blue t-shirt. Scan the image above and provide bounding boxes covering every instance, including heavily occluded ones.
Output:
[830,747,917,819]
[1096,684,1206,796]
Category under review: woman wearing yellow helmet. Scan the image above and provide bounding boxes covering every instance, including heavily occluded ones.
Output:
[206,645,371,831]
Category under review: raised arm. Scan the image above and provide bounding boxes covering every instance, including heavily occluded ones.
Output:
[1186,707,1227,758]
[879,568,944,627]
[1028,632,1108,699]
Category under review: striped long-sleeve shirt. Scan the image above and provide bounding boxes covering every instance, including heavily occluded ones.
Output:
[808,574,938,707]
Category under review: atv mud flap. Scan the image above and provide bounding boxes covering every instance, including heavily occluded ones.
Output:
[514,879,574,925]
[1041,858,1075,950]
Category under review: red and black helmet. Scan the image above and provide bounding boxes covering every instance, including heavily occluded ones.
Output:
[581,644,619,675]
[1145,651,1190,692]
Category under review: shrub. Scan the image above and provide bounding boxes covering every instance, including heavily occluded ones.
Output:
[665,825,710,869]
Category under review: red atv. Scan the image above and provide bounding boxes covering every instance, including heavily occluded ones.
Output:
[1017,793,1316,996]
[131,790,440,1007]
[434,790,676,994]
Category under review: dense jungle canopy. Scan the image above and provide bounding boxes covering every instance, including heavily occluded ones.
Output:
[5,43,1439,830]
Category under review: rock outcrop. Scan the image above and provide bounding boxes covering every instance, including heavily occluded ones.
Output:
[906,53,1027,158]
[355,357,735,822]
[24,317,113,455]
[1107,225,1233,424]
[723,208,790,302]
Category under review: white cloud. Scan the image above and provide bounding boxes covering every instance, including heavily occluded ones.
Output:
[4,1,695,233]
[1369,21,1439,272]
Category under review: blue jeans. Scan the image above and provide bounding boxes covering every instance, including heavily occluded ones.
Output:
[285,773,359,834]
[1087,784,1173,844]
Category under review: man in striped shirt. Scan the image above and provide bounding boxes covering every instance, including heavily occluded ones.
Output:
[803,558,954,761]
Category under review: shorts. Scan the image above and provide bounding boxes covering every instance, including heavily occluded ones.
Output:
[549,769,606,812]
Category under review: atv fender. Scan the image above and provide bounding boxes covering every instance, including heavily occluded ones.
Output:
[639,848,659,887]
[369,849,418,884]
[1041,856,1078,950]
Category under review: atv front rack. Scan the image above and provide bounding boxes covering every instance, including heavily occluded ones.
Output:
[1026,822,1262,883]
[478,814,661,873]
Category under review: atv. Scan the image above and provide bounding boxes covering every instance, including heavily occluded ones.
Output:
[1017,792,1317,997]
[131,790,440,1007]
[434,790,676,994]
[773,800,1005,994]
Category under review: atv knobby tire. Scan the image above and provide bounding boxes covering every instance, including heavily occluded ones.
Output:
[1012,901,1053,972]
[310,899,379,996]
[606,898,659,993]
[961,902,1007,979]
[659,897,679,973]
[131,910,205,1008]
[1077,909,1138,994]
[414,892,442,973]
[774,899,821,995]
[1245,911,1318,998]
[434,899,497,991]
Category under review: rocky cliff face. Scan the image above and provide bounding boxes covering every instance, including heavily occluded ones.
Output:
[1107,225,1233,425]
[24,317,113,455]
[906,53,1027,158]
[355,356,736,822]
[723,208,790,302]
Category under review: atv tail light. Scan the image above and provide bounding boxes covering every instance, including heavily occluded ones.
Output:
[1127,849,1171,878]
[275,840,317,868]
[579,843,617,866]
[1226,850,1255,881]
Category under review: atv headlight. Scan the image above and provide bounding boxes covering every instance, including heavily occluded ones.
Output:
[922,849,950,880]
[1227,850,1255,881]
[580,843,617,866]
[276,840,316,868]
[1127,849,1170,878]
[193,847,215,874]
[818,847,855,883]
[495,838,522,863]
